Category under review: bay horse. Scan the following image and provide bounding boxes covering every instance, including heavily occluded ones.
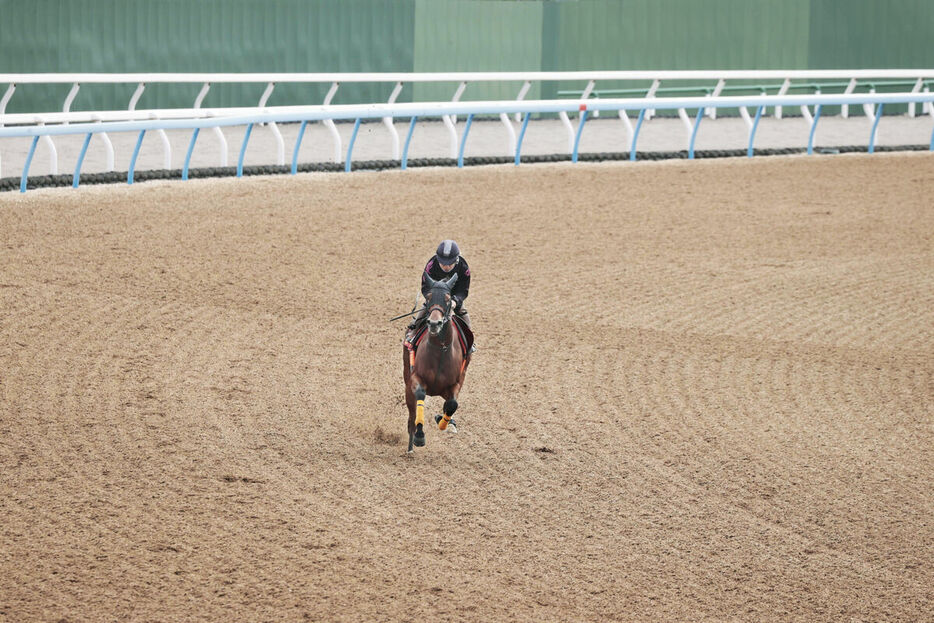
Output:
[402,273,472,453]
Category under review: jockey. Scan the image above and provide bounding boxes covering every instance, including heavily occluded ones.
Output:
[406,239,474,351]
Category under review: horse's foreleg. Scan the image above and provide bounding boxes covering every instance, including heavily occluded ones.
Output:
[438,361,467,432]
[412,383,426,447]
[404,350,416,453]
[438,378,463,432]
[405,386,417,453]
[438,397,458,431]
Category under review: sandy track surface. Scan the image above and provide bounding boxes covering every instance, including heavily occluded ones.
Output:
[1,155,932,621]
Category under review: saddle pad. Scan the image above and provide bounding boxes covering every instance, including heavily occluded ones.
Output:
[452,315,474,354]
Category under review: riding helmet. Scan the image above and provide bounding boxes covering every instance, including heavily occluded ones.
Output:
[436,239,460,270]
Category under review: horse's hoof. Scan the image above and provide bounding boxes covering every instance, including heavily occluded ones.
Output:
[413,424,425,447]
[435,414,457,433]
[435,413,457,433]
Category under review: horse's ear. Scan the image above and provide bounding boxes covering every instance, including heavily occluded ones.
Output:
[424,274,437,289]
[445,273,458,289]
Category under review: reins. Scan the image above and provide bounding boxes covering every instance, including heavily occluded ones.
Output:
[389,308,422,322]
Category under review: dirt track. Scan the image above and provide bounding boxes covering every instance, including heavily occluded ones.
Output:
[1,154,932,621]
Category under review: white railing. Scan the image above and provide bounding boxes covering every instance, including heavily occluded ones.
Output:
[3,70,934,176]
[3,91,934,193]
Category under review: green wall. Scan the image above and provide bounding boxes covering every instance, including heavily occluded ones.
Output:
[808,0,933,68]
[0,0,931,114]
[0,0,417,112]
[540,0,812,100]
[413,0,544,102]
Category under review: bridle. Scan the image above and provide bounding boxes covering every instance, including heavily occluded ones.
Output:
[426,297,454,350]
[422,271,459,351]
[427,304,450,320]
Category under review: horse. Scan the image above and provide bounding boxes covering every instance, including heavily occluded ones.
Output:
[402,273,472,453]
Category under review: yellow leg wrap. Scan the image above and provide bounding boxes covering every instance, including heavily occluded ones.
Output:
[415,400,425,427]
[438,413,452,431]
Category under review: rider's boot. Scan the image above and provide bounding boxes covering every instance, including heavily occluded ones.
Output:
[405,308,426,350]
[458,310,477,354]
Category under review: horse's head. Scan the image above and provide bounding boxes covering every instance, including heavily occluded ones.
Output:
[424,273,458,337]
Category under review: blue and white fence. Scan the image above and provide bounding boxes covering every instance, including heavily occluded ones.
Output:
[2,80,934,192]
[3,70,934,174]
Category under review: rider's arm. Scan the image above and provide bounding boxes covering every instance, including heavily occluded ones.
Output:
[452,260,470,308]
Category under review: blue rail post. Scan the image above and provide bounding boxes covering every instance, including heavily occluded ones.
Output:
[807,105,822,155]
[688,107,704,159]
[572,108,589,163]
[515,112,531,165]
[128,130,147,184]
[20,136,40,193]
[868,103,884,154]
[345,118,361,172]
[747,105,765,158]
[182,128,200,181]
[237,123,254,178]
[630,109,647,161]
[457,114,474,168]
[291,120,308,175]
[72,133,94,189]
[401,116,417,170]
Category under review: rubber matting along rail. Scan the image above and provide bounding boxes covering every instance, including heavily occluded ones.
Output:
[1,144,930,192]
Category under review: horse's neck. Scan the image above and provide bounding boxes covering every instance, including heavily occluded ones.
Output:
[425,322,453,350]
[417,323,459,378]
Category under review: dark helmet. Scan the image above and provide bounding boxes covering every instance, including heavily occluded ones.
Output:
[435,239,460,271]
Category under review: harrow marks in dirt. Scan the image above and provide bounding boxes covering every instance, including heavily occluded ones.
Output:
[1,154,932,621]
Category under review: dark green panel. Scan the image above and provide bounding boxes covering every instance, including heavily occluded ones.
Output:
[413,0,543,103]
[808,0,934,69]
[548,0,809,69]
[541,0,810,101]
[0,0,415,113]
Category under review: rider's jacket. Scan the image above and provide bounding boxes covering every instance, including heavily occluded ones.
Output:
[421,255,470,310]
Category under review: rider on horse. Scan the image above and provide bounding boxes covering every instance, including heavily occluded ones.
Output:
[402,240,475,450]
[405,239,474,351]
